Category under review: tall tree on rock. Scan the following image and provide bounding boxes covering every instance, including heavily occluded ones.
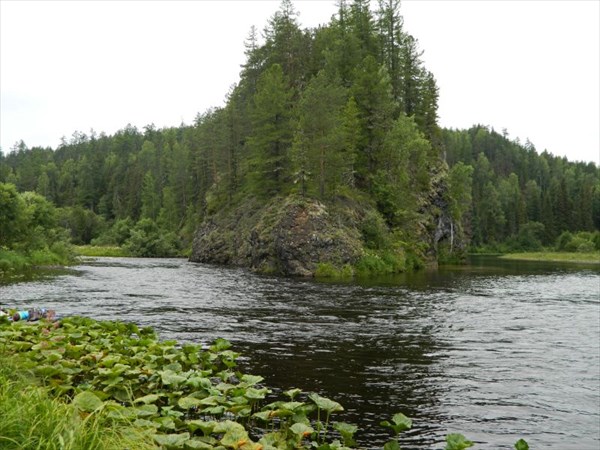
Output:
[248,64,294,197]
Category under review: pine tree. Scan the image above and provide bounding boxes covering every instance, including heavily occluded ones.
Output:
[247,64,294,197]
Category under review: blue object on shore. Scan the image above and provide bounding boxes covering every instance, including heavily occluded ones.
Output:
[16,310,29,321]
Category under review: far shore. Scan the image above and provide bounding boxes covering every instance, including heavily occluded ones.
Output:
[499,252,600,265]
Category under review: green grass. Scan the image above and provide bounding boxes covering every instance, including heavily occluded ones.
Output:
[0,357,155,450]
[73,245,130,257]
[500,251,600,264]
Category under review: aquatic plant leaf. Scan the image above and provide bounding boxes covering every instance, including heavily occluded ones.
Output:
[187,420,217,435]
[183,439,214,450]
[514,439,529,450]
[153,432,191,448]
[210,338,232,352]
[34,365,61,377]
[218,421,250,447]
[161,369,188,385]
[133,404,159,417]
[179,396,204,409]
[244,387,269,400]
[154,416,177,431]
[290,423,314,436]
[252,411,272,422]
[280,401,304,411]
[383,440,401,450]
[240,374,264,387]
[134,394,160,404]
[186,375,213,389]
[73,391,104,412]
[381,413,412,435]
[133,418,160,428]
[333,422,358,446]
[284,388,302,400]
[445,434,474,450]
[308,393,344,413]
[106,406,137,421]
[202,405,226,415]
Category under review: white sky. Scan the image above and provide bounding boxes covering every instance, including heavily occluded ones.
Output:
[1,0,598,165]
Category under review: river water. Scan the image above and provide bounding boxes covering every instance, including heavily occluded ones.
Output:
[1,256,599,449]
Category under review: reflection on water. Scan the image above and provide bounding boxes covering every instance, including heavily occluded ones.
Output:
[1,256,599,449]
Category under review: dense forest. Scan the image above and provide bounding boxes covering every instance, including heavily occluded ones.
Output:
[1,0,598,270]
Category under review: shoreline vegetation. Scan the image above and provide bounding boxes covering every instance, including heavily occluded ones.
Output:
[0,315,528,450]
[498,251,600,265]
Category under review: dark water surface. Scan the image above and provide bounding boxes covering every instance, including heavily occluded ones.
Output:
[1,256,599,449]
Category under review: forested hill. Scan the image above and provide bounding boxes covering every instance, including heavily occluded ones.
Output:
[1,0,598,274]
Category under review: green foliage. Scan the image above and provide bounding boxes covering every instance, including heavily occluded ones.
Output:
[0,357,155,450]
[123,218,181,257]
[445,433,475,450]
[1,1,596,269]
[0,316,531,449]
[0,183,75,274]
[555,230,600,253]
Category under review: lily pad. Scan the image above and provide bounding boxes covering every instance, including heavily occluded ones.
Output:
[73,391,104,412]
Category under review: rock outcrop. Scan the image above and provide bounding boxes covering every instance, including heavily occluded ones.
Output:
[190,196,363,276]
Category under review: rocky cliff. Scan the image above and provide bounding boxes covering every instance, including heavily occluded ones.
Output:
[190,196,364,276]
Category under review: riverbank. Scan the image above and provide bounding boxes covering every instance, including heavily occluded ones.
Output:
[0,315,528,450]
[499,251,600,265]
[0,247,76,282]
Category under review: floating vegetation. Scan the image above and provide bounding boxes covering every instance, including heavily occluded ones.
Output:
[0,316,528,449]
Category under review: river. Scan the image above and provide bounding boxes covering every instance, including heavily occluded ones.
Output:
[1,256,599,449]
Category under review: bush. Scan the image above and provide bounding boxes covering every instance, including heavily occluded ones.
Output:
[123,218,180,257]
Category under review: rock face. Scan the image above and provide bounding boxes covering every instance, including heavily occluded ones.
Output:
[190,196,363,276]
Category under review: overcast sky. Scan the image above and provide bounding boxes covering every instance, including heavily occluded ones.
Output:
[1,0,598,164]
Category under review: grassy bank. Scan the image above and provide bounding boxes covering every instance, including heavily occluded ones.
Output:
[0,246,75,278]
[0,357,154,450]
[0,316,528,449]
[499,251,600,265]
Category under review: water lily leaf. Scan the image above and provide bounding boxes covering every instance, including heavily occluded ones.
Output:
[187,419,217,435]
[244,387,269,400]
[134,394,160,405]
[290,423,314,436]
[153,432,190,448]
[183,439,214,450]
[280,401,304,411]
[514,439,529,450]
[214,420,245,434]
[202,405,225,415]
[216,382,236,393]
[186,376,212,389]
[106,406,137,421]
[445,434,474,450]
[381,413,412,435]
[34,365,61,377]
[252,411,272,422]
[160,369,188,385]
[179,396,204,409]
[333,422,358,446]
[308,393,344,413]
[210,338,232,352]
[154,416,177,431]
[199,395,222,406]
[73,391,104,412]
[383,440,401,450]
[164,362,183,372]
[240,374,264,387]
[284,388,302,400]
[133,418,160,428]
[217,421,250,447]
[134,404,158,417]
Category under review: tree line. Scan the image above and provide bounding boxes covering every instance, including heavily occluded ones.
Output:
[0,0,598,258]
